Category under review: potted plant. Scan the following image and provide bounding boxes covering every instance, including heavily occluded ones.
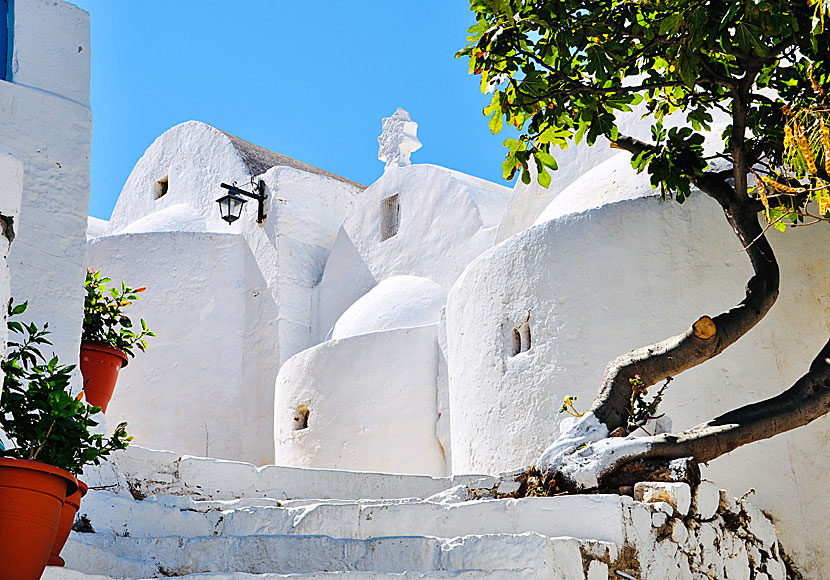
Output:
[0,300,132,578]
[81,268,154,412]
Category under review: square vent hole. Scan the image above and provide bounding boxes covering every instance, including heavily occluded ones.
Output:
[154,176,169,199]
[380,194,400,241]
[293,404,310,431]
[509,317,531,356]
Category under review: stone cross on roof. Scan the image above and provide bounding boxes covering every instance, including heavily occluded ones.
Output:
[378,108,422,169]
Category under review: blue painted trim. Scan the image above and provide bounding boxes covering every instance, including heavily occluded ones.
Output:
[0,0,7,81]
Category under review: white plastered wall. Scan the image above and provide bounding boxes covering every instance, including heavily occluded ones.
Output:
[274,324,446,476]
[314,163,511,342]
[106,121,363,367]
[96,121,362,463]
[0,0,91,378]
[446,164,830,575]
[87,232,278,465]
[0,145,23,407]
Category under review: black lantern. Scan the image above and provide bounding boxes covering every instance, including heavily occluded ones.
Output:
[216,179,267,224]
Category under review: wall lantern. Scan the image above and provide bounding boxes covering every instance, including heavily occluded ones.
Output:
[216,179,267,224]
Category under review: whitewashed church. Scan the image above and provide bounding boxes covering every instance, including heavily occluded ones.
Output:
[1,0,829,578]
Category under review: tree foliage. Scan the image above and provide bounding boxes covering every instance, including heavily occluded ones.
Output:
[458,0,830,492]
[459,0,829,201]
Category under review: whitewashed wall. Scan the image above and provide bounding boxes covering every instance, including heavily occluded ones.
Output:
[0,0,91,377]
[87,232,278,465]
[274,324,446,475]
[95,121,362,463]
[446,162,830,576]
[0,145,23,406]
[106,121,363,367]
[314,164,510,342]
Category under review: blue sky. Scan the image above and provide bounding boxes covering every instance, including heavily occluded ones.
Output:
[70,1,517,220]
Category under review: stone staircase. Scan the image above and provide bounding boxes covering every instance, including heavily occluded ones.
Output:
[41,446,788,580]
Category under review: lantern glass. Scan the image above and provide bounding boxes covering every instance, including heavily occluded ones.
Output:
[216,192,247,224]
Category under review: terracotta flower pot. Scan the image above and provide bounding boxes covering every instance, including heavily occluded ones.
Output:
[47,477,88,567]
[0,457,77,580]
[80,343,128,413]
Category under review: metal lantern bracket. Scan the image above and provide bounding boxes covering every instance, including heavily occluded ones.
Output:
[219,179,267,223]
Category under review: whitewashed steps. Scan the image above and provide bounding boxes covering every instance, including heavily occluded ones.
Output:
[44,568,535,580]
[78,489,628,544]
[94,446,484,502]
[62,532,586,579]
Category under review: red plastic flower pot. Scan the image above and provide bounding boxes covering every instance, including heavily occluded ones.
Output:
[0,457,78,580]
[80,343,128,413]
[47,477,88,567]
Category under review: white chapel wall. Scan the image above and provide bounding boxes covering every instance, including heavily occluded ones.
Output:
[0,145,23,402]
[95,121,363,463]
[446,161,830,575]
[87,231,278,465]
[314,163,510,342]
[274,324,446,476]
[0,0,91,378]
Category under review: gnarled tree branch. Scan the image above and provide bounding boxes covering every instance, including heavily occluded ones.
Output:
[585,336,830,490]
[584,149,780,433]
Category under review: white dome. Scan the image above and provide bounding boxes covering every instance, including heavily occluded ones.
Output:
[533,153,657,226]
[330,275,446,340]
[117,203,208,234]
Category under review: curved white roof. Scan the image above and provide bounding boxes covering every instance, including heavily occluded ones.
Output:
[330,275,446,340]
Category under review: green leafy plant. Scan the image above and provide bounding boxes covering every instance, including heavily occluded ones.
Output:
[626,375,673,436]
[82,268,155,358]
[0,300,132,473]
[558,395,584,418]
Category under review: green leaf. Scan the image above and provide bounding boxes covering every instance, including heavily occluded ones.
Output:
[489,112,504,134]
[659,13,682,35]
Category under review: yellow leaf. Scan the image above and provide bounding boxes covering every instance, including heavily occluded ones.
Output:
[759,175,807,194]
[818,181,830,216]
[755,175,770,220]
[821,123,830,174]
[794,119,818,174]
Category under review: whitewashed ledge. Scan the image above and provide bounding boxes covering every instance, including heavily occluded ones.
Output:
[82,445,486,502]
[43,570,536,580]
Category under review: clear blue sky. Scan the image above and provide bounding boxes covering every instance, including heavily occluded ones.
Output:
[70,1,517,220]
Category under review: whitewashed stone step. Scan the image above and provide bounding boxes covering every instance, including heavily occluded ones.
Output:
[62,532,586,579]
[45,568,534,580]
[78,490,629,544]
[153,572,536,580]
[85,446,485,502]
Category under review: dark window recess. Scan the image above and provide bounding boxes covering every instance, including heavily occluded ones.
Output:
[154,176,169,199]
[510,319,531,356]
[380,194,400,241]
[0,0,9,82]
[293,405,310,431]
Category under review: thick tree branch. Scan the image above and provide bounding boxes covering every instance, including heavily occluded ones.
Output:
[587,171,779,432]
[597,336,830,483]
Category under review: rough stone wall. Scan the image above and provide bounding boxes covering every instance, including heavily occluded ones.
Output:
[0,0,91,379]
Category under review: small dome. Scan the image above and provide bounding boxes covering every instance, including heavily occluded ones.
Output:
[330,275,446,340]
[534,153,657,226]
[117,204,208,234]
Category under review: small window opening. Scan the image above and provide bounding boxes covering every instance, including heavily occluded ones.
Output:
[154,176,169,199]
[293,404,310,431]
[380,194,400,241]
[510,318,531,356]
